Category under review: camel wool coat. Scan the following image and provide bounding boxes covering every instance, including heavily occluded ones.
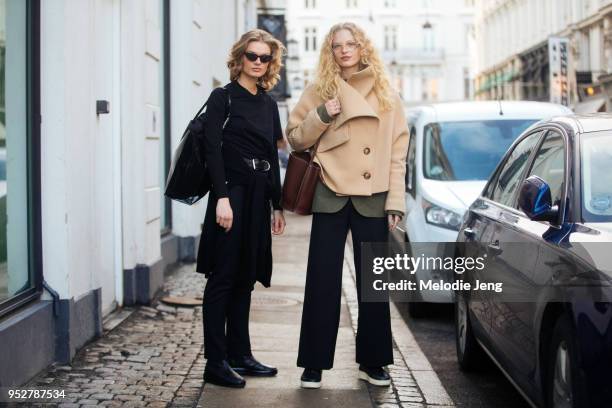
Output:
[285,66,410,214]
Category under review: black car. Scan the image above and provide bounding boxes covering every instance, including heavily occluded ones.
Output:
[455,114,612,408]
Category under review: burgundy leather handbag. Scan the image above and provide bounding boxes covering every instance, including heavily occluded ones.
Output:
[281,142,320,215]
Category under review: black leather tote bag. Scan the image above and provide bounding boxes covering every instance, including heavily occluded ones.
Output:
[164,87,230,205]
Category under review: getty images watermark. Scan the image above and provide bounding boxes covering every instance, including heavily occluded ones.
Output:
[371,251,502,293]
[360,242,612,303]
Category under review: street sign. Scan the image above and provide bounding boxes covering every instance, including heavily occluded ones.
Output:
[549,37,570,106]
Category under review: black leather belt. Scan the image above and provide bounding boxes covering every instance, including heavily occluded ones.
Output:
[243,157,271,172]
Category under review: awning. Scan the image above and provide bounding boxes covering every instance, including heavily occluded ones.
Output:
[573,97,606,114]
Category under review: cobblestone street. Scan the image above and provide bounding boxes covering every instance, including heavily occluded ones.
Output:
[16,214,453,407]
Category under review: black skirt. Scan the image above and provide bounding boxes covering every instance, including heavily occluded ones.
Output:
[196,145,274,289]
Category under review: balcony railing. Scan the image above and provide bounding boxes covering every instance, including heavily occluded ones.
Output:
[381,48,445,64]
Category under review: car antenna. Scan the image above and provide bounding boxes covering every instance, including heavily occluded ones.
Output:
[498,99,504,116]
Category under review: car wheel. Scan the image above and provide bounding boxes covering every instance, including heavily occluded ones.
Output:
[455,289,485,371]
[546,315,587,408]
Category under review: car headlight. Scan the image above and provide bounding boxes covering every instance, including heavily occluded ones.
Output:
[422,199,462,231]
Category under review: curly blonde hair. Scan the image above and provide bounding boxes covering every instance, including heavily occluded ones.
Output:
[227,29,286,91]
[315,22,395,111]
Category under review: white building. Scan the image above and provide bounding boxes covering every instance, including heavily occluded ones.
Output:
[474,0,612,112]
[285,0,476,107]
[0,0,259,387]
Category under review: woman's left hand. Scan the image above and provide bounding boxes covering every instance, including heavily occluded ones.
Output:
[272,210,286,235]
[388,214,401,231]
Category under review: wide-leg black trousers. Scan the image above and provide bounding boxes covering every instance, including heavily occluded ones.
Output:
[202,185,252,363]
[297,200,394,369]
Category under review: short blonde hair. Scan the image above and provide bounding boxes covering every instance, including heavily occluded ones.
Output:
[227,29,286,91]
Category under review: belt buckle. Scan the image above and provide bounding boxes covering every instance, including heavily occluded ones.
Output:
[252,158,256,170]
[262,160,271,171]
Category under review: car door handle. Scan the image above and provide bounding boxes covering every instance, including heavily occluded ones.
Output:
[487,240,502,255]
[463,227,476,238]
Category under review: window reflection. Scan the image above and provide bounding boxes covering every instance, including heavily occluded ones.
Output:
[423,119,536,182]
[0,0,30,303]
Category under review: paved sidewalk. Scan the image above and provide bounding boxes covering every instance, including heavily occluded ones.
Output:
[17,212,454,407]
[19,266,209,407]
[197,215,371,408]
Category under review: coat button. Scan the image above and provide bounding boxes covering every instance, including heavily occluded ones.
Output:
[363,147,371,155]
[363,172,371,180]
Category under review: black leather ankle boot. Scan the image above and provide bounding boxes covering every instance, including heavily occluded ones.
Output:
[204,360,246,388]
[228,355,278,377]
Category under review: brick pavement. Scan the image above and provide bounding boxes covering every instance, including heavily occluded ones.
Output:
[14,213,453,408]
[16,266,207,407]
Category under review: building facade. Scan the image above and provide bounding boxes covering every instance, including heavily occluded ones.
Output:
[285,0,476,107]
[0,0,261,387]
[474,0,612,113]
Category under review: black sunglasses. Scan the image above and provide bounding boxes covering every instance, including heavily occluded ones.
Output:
[244,51,273,63]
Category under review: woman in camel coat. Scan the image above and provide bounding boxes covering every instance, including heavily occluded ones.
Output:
[286,22,409,389]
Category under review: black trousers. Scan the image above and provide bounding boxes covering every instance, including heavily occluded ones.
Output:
[202,186,252,363]
[297,200,394,369]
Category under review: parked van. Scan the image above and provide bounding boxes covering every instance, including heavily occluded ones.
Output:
[396,101,573,317]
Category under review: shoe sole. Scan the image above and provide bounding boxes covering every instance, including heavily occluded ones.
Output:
[231,368,278,377]
[204,376,246,388]
[358,370,391,386]
[300,380,321,389]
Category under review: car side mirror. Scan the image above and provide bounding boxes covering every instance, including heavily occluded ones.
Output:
[518,175,559,222]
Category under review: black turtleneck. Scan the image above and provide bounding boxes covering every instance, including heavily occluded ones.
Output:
[201,80,283,210]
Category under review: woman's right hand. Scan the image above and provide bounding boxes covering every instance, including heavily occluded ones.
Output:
[325,97,341,117]
[216,197,233,232]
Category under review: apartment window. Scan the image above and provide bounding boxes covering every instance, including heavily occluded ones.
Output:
[305,0,316,8]
[0,0,41,315]
[423,26,435,51]
[304,27,317,52]
[384,25,397,51]
[463,67,470,99]
[304,69,312,87]
[464,23,473,52]
[292,76,303,91]
[421,75,438,101]
[346,0,358,8]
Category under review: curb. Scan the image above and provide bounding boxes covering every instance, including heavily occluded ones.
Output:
[342,237,455,407]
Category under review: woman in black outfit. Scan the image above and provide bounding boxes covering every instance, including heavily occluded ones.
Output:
[196,29,286,389]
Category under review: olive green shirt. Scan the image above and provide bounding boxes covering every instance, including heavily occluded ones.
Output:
[312,104,404,219]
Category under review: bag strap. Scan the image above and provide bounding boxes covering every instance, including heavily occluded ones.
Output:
[193,85,231,124]
[221,85,231,129]
[308,140,320,165]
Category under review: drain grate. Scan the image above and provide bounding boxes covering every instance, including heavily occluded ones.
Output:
[160,296,202,307]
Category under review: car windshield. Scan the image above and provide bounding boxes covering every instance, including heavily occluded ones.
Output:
[423,120,537,181]
[581,131,612,222]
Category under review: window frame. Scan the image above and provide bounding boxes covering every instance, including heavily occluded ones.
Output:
[161,0,172,235]
[0,0,42,318]
[487,129,545,208]
[483,128,542,200]
[522,127,569,226]
[483,125,570,227]
[405,126,417,198]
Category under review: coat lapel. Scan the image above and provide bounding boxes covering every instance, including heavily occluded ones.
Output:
[317,66,380,152]
[333,67,379,130]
